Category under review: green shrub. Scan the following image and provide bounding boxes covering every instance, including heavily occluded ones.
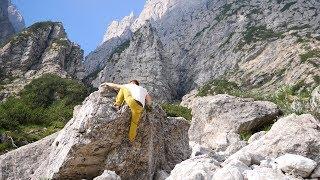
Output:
[0,74,88,153]
[161,104,192,121]
[21,74,87,108]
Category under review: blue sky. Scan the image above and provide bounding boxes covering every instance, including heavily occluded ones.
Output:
[12,0,146,55]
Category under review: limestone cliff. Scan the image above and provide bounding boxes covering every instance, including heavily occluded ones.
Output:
[85,0,320,101]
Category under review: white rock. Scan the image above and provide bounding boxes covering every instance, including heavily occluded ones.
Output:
[189,141,211,158]
[248,131,266,144]
[166,155,220,180]
[213,160,250,180]
[93,170,121,180]
[244,167,298,180]
[275,154,317,178]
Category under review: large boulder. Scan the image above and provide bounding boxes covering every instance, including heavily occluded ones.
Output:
[275,154,317,178]
[0,87,191,180]
[188,94,281,154]
[225,114,320,165]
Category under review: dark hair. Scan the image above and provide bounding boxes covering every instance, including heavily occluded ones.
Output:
[130,80,140,86]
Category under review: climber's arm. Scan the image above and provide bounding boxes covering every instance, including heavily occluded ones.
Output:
[100,82,123,90]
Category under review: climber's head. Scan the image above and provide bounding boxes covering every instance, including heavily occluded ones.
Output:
[130,80,140,86]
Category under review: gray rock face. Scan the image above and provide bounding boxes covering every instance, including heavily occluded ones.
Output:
[225,114,320,165]
[7,0,25,32]
[85,0,320,101]
[188,94,280,153]
[0,87,191,180]
[0,0,15,43]
[90,22,177,102]
[275,154,317,178]
[0,21,85,101]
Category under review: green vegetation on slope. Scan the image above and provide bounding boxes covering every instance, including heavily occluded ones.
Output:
[280,1,297,12]
[161,104,192,121]
[0,74,88,153]
[197,78,317,116]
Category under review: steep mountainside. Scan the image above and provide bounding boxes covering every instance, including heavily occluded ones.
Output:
[85,0,320,101]
[0,21,85,101]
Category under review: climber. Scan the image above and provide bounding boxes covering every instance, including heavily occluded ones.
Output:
[100,80,152,142]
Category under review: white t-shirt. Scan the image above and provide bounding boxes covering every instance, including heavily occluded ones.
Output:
[124,84,148,107]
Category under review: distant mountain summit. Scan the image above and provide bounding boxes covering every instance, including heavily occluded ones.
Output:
[8,0,25,32]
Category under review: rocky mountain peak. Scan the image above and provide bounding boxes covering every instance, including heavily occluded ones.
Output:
[7,0,25,32]
[0,21,85,101]
[102,12,135,43]
[0,0,16,43]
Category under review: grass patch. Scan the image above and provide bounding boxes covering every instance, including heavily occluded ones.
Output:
[243,26,283,44]
[197,79,240,97]
[240,122,274,141]
[0,74,88,153]
[299,49,320,63]
[161,104,192,121]
[52,38,69,48]
[219,32,235,48]
[215,3,232,22]
[194,26,210,39]
[237,26,284,50]
[289,24,311,31]
[280,1,297,12]
[240,131,252,141]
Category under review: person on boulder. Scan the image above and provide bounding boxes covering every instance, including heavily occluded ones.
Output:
[101,80,152,142]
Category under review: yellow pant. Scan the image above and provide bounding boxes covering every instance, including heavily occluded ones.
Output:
[115,88,144,142]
